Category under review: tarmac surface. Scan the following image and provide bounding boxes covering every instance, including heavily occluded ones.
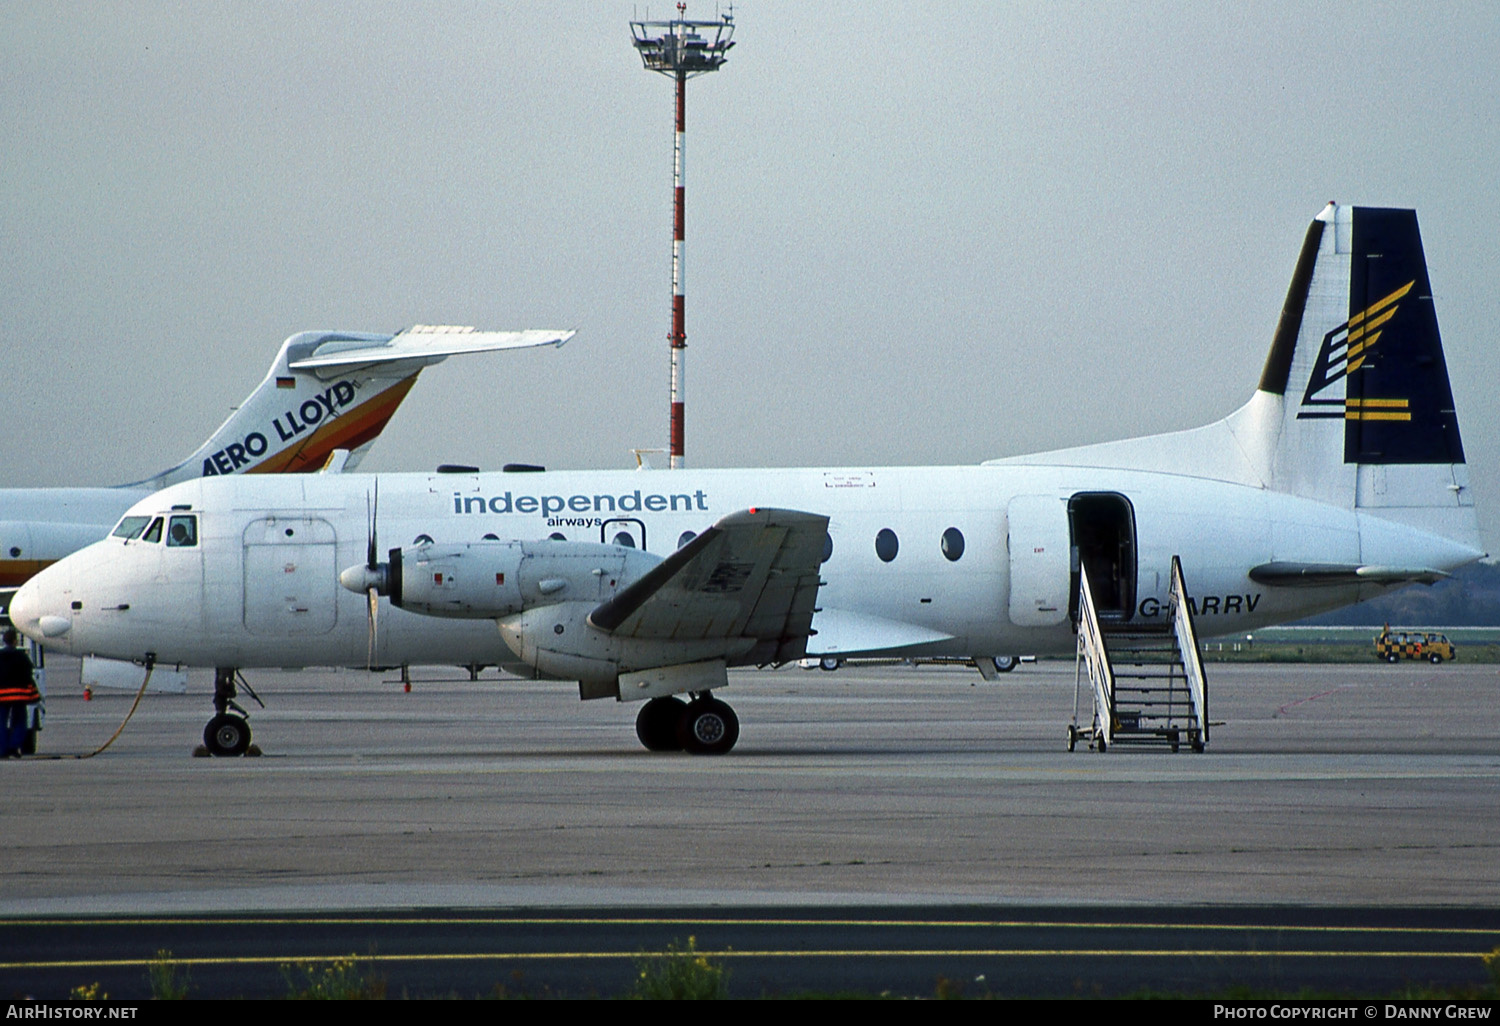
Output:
[5,657,1499,997]
[7,658,1500,913]
[6,906,1498,999]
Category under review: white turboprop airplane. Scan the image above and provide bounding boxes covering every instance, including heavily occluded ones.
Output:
[12,205,1484,757]
[0,325,573,602]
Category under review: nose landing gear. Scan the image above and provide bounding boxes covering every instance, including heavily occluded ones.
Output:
[204,712,251,757]
[201,667,260,757]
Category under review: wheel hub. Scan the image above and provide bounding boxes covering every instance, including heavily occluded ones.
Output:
[691,713,725,745]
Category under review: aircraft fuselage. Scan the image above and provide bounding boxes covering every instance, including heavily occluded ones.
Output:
[18,464,1476,672]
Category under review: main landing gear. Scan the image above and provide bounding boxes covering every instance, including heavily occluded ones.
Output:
[635,692,740,755]
[202,667,257,757]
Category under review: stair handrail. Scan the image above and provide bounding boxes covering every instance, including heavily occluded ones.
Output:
[1168,554,1209,743]
[1076,565,1114,747]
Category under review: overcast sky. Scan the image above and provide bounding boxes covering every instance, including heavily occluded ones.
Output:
[5,2,1498,548]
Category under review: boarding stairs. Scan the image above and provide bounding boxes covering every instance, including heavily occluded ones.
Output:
[1071,555,1209,753]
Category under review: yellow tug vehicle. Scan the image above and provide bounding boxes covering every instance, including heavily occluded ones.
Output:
[1375,626,1456,664]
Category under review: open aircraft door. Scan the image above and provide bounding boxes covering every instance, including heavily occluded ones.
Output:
[1066,492,1137,624]
[1007,495,1070,627]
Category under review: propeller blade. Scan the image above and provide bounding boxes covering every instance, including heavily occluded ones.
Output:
[366,481,379,570]
[366,585,379,670]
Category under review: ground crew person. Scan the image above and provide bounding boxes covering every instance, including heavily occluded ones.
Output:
[0,628,40,757]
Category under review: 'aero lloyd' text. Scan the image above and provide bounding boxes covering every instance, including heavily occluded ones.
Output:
[453,489,710,517]
[201,380,359,475]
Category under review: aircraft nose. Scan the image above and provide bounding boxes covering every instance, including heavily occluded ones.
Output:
[9,578,41,638]
[9,572,71,643]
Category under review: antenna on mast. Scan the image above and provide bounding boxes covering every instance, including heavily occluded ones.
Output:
[630,4,735,469]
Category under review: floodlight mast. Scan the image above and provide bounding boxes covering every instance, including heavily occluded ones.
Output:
[630,4,735,470]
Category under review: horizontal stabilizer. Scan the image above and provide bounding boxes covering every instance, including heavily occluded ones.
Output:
[1248,562,1448,587]
[287,326,574,373]
[589,508,828,665]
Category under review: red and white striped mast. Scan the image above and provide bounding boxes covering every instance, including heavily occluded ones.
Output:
[631,4,735,469]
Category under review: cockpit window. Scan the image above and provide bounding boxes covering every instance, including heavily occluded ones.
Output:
[141,517,163,544]
[111,516,151,540]
[166,515,198,548]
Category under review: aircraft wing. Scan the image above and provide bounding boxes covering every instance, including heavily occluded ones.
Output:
[287,326,574,374]
[588,507,828,665]
[1248,562,1449,587]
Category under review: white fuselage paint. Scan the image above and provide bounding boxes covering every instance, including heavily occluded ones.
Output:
[15,463,1479,672]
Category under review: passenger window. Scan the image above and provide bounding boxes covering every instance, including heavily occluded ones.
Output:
[678,531,697,549]
[167,515,198,548]
[875,528,899,563]
[549,532,567,541]
[613,532,637,549]
[141,517,163,544]
[112,516,151,540]
[941,527,965,562]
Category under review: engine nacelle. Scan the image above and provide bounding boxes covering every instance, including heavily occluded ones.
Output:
[392,539,655,618]
[496,600,757,698]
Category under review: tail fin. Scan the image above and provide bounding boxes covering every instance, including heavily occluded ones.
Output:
[124,326,573,491]
[1258,204,1475,545]
[987,203,1478,550]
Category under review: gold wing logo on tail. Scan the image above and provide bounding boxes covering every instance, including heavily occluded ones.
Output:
[1298,280,1414,420]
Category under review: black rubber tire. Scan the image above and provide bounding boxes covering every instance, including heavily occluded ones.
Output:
[1386,653,1400,664]
[676,698,740,755]
[992,655,1019,673]
[819,657,841,672]
[204,713,251,757]
[1429,653,1443,664]
[635,696,687,752]
[1066,725,1077,752]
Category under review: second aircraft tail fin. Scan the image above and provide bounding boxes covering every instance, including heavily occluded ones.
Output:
[126,326,573,491]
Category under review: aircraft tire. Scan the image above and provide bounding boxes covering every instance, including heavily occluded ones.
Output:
[636,696,687,752]
[992,655,1019,673]
[204,713,251,757]
[676,698,739,756]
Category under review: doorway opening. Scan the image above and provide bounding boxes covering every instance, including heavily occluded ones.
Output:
[1068,492,1136,624]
